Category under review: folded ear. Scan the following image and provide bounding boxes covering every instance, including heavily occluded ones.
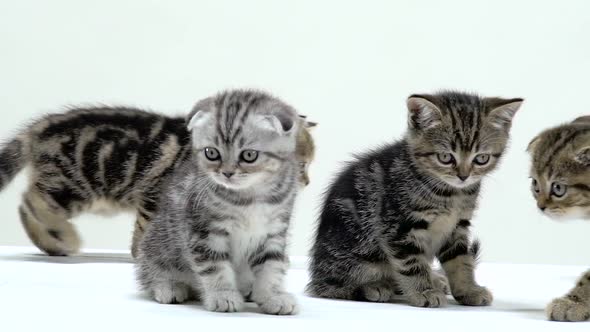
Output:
[187,109,212,132]
[254,108,297,135]
[486,98,524,130]
[573,115,590,124]
[255,113,296,135]
[407,95,443,130]
[527,134,542,153]
[187,97,215,132]
[575,146,590,165]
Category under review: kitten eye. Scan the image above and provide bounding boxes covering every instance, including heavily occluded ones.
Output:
[551,183,568,198]
[240,150,259,163]
[204,147,220,161]
[473,154,491,166]
[437,153,455,165]
[531,179,540,194]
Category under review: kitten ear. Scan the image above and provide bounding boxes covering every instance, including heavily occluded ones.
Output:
[255,112,296,135]
[575,146,590,165]
[187,97,215,131]
[187,109,212,132]
[527,134,542,153]
[486,98,524,130]
[407,95,443,130]
[299,115,318,130]
[573,115,590,124]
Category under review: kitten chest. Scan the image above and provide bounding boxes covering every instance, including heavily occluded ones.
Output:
[416,195,472,255]
[427,211,460,254]
[227,203,286,263]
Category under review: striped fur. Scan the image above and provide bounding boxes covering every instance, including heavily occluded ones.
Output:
[528,117,590,322]
[307,91,522,308]
[135,90,300,315]
[528,118,590,219]
[0,107,191,256]
[0,100,316,258]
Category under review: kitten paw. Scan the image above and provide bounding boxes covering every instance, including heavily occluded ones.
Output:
[432,272,451,295]
[453,286,493,306]
[408,289,447,308]
[362,284,394,302]
[204,290,244,313]
[152,283,190,304]
[547,297,590,322]
[258,293,299,315]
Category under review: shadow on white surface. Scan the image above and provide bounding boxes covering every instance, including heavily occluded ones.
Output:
[1,247,588,331]
[0,252,132,264]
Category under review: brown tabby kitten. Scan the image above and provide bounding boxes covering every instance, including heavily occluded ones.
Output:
[528,116,590,322]
[0,101,316,258]
[296,116,316,186]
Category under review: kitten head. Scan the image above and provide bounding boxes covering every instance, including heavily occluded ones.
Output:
[528,119,590,220]
[407,91,523,189]
[296,116,317,187]
[187,90,299,190]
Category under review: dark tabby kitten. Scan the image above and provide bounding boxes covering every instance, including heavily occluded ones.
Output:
[136,90,301,314]
[0,98,316,258]
[0,107,191,257]
[528,117,590,322]
[307,91,523,308]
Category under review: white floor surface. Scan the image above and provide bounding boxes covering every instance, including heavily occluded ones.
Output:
[0,246,588,331]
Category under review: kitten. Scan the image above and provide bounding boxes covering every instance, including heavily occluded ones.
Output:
[0,104,316,258]
[307,91,522,308]
[0,107,191,257]
[296,116,317,186]
[528,118,590,322]
[136,90,301,315]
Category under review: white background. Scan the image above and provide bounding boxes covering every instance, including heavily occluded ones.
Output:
[0,0,588,265]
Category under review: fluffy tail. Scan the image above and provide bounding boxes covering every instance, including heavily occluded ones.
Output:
[470,238,482,264]
[0,137,28,191]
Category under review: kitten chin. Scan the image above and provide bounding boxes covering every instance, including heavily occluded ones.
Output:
[210,172,269,191]
[440,176,481,189]
[544,207,590,221]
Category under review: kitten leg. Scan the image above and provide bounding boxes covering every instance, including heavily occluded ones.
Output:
[136,256,195,304]
[547,270,590,322]
[131,213,150,259]
[19,188,80,256]
[432,269,451,295]
[249,232,298,315]
[438,222,492,306]
[151,279,192,304]
[391,232,447,308]
[359,279,398,302]
[190,232,244,313]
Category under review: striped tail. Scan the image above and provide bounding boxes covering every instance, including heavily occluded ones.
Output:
[0,137,28,191]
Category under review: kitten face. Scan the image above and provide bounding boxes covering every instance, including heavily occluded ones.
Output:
[187,90,298,191]
[407,92,523,189]
[528,120,590,220]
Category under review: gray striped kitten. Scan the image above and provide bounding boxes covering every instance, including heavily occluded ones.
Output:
[136,90,301,315]
[0,100,315,258]
[308,92,523,308]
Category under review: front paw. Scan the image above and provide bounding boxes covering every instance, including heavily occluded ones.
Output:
[547,297,590,322]
[204,290,244,313]
[362,283,394,302]
[453,286,493,306]
[407,289,447,308]
[432,272,451,295]
[258,293,299,315]
[152,282,191,304]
